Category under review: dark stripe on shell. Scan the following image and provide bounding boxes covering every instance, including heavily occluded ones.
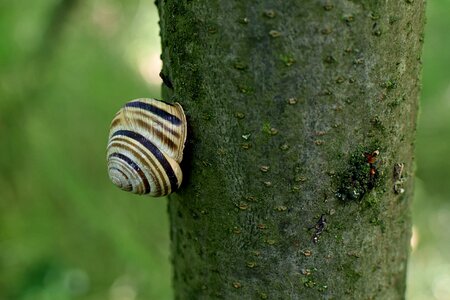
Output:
[112,130,178,192]
[133,118,177,154]
[109,157,138,192]
[110,117,122,129]
[133,110,180,138]
[109,137,164,195]
[110,167,129,181]
[109,167,132,191]
[125,101,182,126]
[108,157,139,193]
[109,152,150,194]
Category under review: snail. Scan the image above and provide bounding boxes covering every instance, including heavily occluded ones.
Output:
[106,98,187,197]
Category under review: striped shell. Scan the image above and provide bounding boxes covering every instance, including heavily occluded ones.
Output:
[107,98,187,197]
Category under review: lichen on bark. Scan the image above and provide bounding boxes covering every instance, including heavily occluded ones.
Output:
[157,1,426,299]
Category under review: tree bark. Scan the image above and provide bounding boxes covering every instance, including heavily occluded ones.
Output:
[157,1,425,299]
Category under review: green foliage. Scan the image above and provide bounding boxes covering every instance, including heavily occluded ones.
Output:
[0,1,171,299]
[407,1,450,299]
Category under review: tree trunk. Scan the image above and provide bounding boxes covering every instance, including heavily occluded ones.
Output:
[157,1,425,299]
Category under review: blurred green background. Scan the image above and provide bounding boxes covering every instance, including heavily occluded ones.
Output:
[0,1,448,299]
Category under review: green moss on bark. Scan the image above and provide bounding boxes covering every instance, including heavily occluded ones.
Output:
[157,0,425,299]
[335,145,384,202]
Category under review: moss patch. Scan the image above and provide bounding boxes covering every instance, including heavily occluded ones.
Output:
[335,147,382,202]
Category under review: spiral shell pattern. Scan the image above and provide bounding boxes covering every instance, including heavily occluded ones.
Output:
[107,98,187,197]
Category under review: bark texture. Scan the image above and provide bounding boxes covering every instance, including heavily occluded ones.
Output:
[157,1,425,299]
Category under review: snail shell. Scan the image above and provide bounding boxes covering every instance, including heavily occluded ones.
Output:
[107,98,187,197]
